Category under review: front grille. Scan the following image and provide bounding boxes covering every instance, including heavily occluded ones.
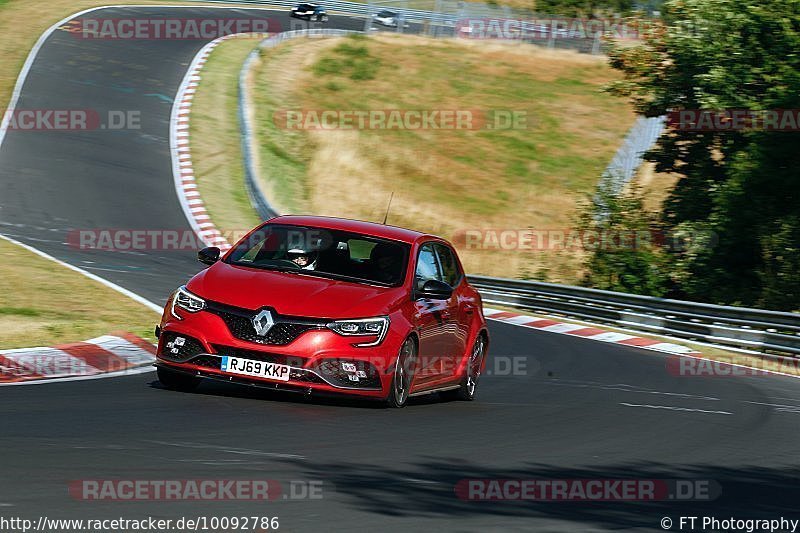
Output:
[190,354,220,369]
[206,302,325,345]
[160,332,205,361]
[219,315,316,345]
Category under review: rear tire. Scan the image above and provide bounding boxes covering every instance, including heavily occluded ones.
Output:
[157,367,201,392]
[442,335,486,402]
[386,337,417,408]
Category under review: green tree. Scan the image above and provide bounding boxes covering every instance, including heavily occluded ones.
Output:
[605,0,800,310]
[578,184,670,295]
[536,0,634,17]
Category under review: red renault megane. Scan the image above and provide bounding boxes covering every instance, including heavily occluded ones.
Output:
[155,215,489,407]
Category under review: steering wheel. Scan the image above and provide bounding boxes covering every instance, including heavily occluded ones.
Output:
[273,259,302,269]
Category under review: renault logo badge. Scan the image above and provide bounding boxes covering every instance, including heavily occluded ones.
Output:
[252,309,275,336]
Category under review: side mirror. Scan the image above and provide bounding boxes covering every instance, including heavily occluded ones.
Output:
[198,246,220,266]
[418,279,453,300]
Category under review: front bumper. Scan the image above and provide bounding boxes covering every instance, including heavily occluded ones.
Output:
[156,309,401,399]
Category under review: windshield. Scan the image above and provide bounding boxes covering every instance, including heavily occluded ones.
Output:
[377,10,396,17]
[226,224,410,287]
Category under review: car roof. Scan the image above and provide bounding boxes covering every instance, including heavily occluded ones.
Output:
[266,215,434,245]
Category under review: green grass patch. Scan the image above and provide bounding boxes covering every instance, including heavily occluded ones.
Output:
[0,239,159,349]
[0,307,40,317]
[204,34,635,282]
[189,38,263,236]
[313,38,381,81]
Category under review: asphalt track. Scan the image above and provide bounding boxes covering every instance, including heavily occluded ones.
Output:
[1,6,800,532]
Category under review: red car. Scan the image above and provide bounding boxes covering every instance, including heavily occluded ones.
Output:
[155,215,489,407]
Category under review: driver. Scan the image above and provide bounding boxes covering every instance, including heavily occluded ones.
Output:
[287,248,318,270]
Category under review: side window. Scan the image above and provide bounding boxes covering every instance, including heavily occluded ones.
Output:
[347,239,374,261]
[415,243,442,290]
[434,244,463,287]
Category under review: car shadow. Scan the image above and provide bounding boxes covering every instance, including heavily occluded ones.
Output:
[283,457,800,529]
[147,378,446,409]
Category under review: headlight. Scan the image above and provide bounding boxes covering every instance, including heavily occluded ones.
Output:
[170,285,205,319]
[327,317,389,347]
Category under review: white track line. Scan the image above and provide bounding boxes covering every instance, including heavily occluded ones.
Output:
[0,5,288,313]
[619,403,732,415]
[0,4,297,384]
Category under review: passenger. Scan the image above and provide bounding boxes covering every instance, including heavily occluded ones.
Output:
[370,243,401,283]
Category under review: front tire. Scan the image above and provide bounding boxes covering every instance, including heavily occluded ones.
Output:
[157,367,201,392]
[386,337,416,408]
[442,335,486,401]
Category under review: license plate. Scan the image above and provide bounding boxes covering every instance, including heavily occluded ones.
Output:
[220,356,291,382]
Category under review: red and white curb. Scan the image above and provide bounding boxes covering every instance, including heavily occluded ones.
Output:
[0,332,156,385]
[171,33,256,253]
[484,308,701,356]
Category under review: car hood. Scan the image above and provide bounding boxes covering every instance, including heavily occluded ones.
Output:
[187,261,406,319]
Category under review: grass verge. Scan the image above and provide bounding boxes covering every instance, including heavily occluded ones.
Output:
[0,239,159,349]
[241,33,634,282]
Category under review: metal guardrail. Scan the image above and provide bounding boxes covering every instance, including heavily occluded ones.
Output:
[186,0,608,54]
[238,29,357,220]
[469,275,800,356]
[185,0,457,23]
[602,115,666,194]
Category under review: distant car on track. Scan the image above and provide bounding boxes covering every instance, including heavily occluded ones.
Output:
[155,216,489,407]
[372,9,409,28]
[290,3,329,22]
